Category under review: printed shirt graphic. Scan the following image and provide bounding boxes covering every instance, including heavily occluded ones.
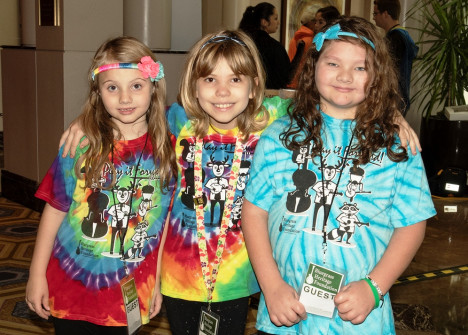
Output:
[245,113,436,334]
[35,133,175,326]
[161,96,290,302]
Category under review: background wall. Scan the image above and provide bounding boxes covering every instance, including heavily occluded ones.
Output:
[0,0,427,210]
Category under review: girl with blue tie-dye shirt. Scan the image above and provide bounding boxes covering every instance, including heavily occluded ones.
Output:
[242,17,436,335]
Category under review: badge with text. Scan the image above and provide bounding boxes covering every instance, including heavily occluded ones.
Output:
[120,275,142,335]
[299,263,345,318]
[198,307,220,335]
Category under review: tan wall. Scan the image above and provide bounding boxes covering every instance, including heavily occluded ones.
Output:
[1,48,38,180]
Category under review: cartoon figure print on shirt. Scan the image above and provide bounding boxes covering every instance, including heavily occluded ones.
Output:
[178,136,253,230]
[180,139,207,213]
[76,160,160,261]
[283,144,373,248]
[80,171,110,240]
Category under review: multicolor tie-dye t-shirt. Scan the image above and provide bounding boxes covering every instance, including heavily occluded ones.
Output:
[245,113,436,334]
[35,133,175,326]
[160,96,290,302]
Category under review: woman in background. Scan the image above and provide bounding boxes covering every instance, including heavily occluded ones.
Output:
[239,2,293,89]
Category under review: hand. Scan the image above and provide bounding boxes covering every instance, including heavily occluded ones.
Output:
[395,114,421,155]
[263,279,307,327]
[149,289,163,318]
[59,119,88,158]
[334,280,375,324]
[25,276,51,319]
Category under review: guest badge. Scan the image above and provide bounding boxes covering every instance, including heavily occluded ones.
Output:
[198,306,220,335]
[299,263,345,318]
[120,275,142,335]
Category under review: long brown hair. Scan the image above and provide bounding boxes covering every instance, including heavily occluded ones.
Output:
[281,16,407,165]
[178,30,268,142]
[76,36,176,190]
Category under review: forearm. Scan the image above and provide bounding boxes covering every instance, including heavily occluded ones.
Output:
[155,215,170,288]
[29,204,66,276]
[241,200,283,291]
[368,221,426,295]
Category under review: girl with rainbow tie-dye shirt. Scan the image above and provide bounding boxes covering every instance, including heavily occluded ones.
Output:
[159,30,290,335]
[25,36,176,334]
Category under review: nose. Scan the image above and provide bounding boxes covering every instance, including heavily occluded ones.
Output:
[215,82,230,97]
[119,88,132,104]
[337,67,352,83]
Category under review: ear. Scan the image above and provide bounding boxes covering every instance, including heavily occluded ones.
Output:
[249,77,259,99]
[261,18,269,29]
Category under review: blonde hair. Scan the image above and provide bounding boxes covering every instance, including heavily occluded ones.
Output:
[178,30,268,141]
[76,36,177,190]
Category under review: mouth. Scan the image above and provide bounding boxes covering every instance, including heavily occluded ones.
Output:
[214,103,234,109]
[118,108,136,114]
[334,86,353,93]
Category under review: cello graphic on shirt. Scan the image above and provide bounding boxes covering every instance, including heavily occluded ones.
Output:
[286,145,316,215]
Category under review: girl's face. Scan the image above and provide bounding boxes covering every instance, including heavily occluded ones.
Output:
[262,8,279,34]
[196,57,254,130]
[315,40,369,119]
[314,12,326,33]
[99,68,152,138]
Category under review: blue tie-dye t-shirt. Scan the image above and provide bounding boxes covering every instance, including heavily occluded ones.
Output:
[245,113,436,335]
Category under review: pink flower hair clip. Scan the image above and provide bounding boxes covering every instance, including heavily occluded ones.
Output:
[137,56,164,82]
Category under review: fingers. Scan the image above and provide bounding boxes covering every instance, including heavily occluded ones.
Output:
[25,297,50,320]
[270,308,302,327]
[59,128,70,150]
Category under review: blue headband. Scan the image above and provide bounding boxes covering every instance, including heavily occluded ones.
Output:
[313,23,376,51]
[200,35,247,50]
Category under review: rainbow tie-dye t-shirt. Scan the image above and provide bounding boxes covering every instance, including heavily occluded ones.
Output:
[35,133,175,326]
[160,96,290,302]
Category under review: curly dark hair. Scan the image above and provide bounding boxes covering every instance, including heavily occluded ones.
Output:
[280,16,407,166]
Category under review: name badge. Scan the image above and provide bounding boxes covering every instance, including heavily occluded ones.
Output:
[299,263,345,318]
[120,275,142,335]
[198,306,220,335]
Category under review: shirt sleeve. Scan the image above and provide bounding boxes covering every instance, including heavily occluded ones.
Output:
[166,103,189,138]
[245,120,286,211]
[389,149,436,227]
[35,146,79,212]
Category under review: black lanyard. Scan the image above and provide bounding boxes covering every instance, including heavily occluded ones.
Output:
[319,131,355,264]
[111,133,148,274]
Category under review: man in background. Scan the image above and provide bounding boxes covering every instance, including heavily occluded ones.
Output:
[374,0,418,116]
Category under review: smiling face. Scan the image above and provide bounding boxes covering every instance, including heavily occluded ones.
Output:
[99,67,152,138]
[315,40,369,119]
[196,57,254,130]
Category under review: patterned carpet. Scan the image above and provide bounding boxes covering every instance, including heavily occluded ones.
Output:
[0,196,439,334]
[0,197,258,335]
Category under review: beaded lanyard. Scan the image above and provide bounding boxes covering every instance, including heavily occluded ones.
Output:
[193,135,243,305]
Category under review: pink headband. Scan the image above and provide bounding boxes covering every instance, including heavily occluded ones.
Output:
[91,56,164,82]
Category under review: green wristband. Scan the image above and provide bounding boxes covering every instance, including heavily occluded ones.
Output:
[364,278,380,309]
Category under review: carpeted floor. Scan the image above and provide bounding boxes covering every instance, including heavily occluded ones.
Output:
[0,196,451,335]
[0,197,257,335]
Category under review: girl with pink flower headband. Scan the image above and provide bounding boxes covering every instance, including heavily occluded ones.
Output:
[26,36,176,334]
